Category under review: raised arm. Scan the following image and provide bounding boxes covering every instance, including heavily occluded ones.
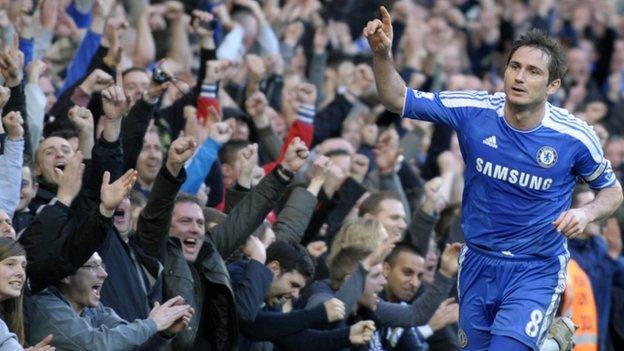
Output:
[272,156,331,243]
[134,136,197,261]
[0,111,24,218]
[210,138,310,258]
[22,158,137,293]
[363,6,406,113]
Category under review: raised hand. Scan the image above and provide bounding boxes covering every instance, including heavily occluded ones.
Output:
[191,9,215,38]
[322,161,347,198]
[265,54,284,76]
[245,91,270,128]
[166,136,198,176]
[349,153,370,183]
[283,21,304,46]
[348,64,375,97]
[100,169,138,216]
[0,86,9,112]
[204,59,230,84]
[281,137,310,173]
[2,111,24,141]
[295,82,317,107]
[323,297,346,322]
[363,6,393,57]
[163,1,185,22]
[39,0,61,31]
[421,177,446,214]
[307,155,332,195]
[373,128,401,174]
[79,69,114,95]
[68,106,94,134]
[27,59,47,84]
[94,0,115,19]
[439,243,462,277]
[102,70,131,121]
[102,17,128,68]
[245,54,267,82]
[149,296,194,332]
[209,120,233,145]
[306,241,328,258]
[349,320,376,345]
[362,237,396,270]
[241,236,266,264]
[56,151,85,206]
[0,34,25,87]
[427,298,459,331]
[237,143,259,188]
[25,334,55,351]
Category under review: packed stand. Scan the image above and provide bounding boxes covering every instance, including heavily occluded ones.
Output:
[0,0,621,350]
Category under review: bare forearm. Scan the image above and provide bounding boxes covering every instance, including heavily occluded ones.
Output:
[372,54,406,114]
[133,15,155,67]
[102,120,122,143]
[78,131,94,159]
[583,183,623,222]
[168,19,192,70]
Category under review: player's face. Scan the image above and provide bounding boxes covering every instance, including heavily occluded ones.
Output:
[504,46,560,108]
[383,252,426,302]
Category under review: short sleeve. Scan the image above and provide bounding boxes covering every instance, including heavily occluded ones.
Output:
[574,142,617,190]
[401,89,504,130]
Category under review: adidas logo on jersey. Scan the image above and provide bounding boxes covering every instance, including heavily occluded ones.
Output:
[483,136,498,149]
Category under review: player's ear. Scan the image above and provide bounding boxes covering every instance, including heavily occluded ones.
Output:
[546,78,561,96]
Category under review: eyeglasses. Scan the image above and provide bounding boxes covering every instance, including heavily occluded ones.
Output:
[81,262,106,272]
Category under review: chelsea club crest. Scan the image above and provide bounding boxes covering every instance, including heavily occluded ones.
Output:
[536,146,558,168]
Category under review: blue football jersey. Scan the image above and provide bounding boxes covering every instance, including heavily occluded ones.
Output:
[402,89,616,258]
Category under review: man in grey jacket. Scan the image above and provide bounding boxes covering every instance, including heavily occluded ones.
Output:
[134,137,311,350]
[28,252,194,351]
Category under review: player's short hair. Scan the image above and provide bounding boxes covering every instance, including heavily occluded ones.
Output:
[358,191,403,217]
[328,246,371,289]
[384,243,422,267]
[507,29,567,84]
[266,240,315,280]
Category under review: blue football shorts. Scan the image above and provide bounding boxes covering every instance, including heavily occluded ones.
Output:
[457,245,569,351]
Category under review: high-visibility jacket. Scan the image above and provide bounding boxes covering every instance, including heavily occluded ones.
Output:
[562,259,599,351]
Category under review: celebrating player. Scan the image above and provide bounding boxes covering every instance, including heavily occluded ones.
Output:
[364,6,623,351]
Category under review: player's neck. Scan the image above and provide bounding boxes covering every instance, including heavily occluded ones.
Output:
[504,101,545,131]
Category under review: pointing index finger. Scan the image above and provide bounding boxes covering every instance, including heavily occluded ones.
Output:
[379,6,391,25]
[116,68,123,88]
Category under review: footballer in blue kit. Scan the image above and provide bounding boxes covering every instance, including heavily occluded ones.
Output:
[364,6,623,351]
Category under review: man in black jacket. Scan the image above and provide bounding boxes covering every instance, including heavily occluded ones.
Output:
[135,137,312,350]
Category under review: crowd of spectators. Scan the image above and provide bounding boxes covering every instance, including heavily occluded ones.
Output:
[0,0,621,350]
